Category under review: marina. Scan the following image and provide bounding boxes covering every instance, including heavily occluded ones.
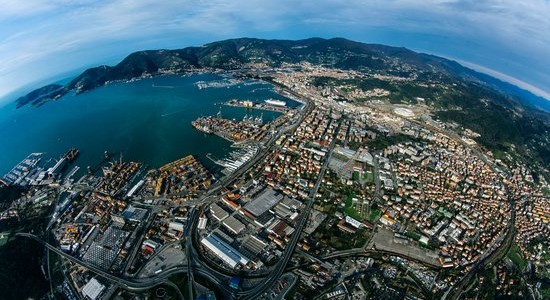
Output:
[194,78,241,89]
[2,152,43,186]
[207,144,259,175]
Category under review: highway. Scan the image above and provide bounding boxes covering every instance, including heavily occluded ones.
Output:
[172,92,314,296]
[184,207,197,300]
[16,232,177,290]
[16,232,234,295]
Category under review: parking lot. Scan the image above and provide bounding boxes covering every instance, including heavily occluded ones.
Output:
[369,227,440,266]
[138,244,186,278]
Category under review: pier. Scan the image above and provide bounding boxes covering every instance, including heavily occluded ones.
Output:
[223,99,290,113]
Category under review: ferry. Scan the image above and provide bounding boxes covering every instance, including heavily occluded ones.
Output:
[264,99,286,107]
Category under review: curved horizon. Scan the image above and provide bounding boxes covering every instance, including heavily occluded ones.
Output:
[1,1,549,103]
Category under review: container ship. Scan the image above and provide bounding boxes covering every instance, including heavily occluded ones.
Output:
[192,120,213,134]
[264,99,286,107]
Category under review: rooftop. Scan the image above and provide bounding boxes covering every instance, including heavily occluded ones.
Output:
[244,188,284,217]
[82,277,105,300]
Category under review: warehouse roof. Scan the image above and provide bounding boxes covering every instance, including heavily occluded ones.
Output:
[210,203,229,221]
[201,234,249,268]
[222,215,246,235]
[244,188,283,217]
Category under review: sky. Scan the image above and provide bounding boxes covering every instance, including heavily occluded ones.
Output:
[1,0,549,102]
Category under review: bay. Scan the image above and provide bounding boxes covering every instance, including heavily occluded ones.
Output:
[0,74,294,176]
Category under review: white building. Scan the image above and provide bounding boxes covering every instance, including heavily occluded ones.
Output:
[198,216,208,230]
[345,215,363,229]
[169,221,185,232]
[82,277,105,300]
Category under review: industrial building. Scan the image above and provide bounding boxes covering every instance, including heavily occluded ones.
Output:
[82,242,119,269]
[210,203,229,222]
[267,219,295,238]
[126,179,145,197]
[279,197,303,211]
[244,188,284,217]
[272,202,295,220]
[201,234,250,269]
[121,205,148,222]
[222,215,246,235]
[254,211,276,228]
[169,221,185,232]
[198,215,208,230]
[242,235,268,256]
[82,226,129,269]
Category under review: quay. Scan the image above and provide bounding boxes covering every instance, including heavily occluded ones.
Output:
[223,98,290,113]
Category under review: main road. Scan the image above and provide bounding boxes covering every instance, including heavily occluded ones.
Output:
[238,118,341,299]
[443,193,517,300]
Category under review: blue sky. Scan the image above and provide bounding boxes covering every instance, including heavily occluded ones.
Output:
[1,0,549,102]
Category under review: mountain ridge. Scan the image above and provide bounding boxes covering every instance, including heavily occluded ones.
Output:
[14,37,549,112]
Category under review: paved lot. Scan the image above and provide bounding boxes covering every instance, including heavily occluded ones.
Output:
[369,227,440,266]
[139,244,186,278]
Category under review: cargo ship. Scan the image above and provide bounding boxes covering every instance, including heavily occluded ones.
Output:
[264,99,286,107]
[47,148,80,176]
[63,148,80,162]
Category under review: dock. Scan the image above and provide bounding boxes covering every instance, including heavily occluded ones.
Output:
[223,99,290,113]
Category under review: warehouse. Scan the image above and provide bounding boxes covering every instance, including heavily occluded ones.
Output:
[244,188,283,217]
[254,211,276,228]
[82,226,129,269]
[210,203,229,222]
[198,215,208,230]
[122,205,148,222]
[272,203,293,219]
[242,235,268,256]
[279,197,303,211]
[222,215,246,235]
[82,242,118,270]
[201,234,250,269]
[169,221,185,232]
[267,219,295,238]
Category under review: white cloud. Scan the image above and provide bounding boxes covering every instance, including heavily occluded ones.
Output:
[457,60,550,100]
[0,0,548,101]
